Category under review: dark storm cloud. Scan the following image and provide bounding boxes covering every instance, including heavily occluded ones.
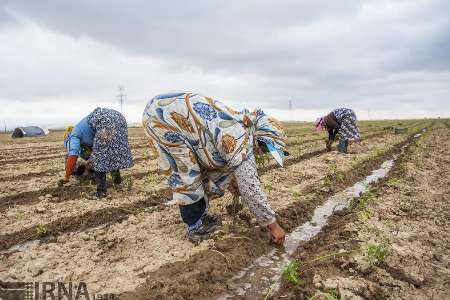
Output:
[0,0,449,122]
[1,1,361,69]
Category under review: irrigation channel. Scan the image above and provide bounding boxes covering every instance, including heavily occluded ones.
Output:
[217,130,425,299]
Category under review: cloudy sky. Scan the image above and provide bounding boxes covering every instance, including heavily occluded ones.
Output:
[0,0,449,129]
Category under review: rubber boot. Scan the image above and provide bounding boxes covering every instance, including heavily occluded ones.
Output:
[337,139,348,153]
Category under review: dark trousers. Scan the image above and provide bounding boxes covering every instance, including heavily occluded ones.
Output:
[94,170,121,192]
[337,139,349,153]
[179,198,206,226]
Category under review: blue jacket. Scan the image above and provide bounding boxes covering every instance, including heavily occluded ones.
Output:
[65,117,94,156]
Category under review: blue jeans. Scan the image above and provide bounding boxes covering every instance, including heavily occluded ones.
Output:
[179,198,207,231]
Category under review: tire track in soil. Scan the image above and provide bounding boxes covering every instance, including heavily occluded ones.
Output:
[0,130,389,212]
[0,130,406,252]
[120,126,430,300]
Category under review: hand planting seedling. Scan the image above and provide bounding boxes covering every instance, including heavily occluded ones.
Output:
[281,261,303,285]
[226,195,244,232]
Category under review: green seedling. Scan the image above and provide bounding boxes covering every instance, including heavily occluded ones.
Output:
[36,224,48,237]
[125,177,134,191]
[255,153,270,168]
[385,177,401,188]
[141,206,160,213]
[324,163,345,187]
[263,183,274,193]
[308,288,341,300]
[352,185,377,220]
[16,212,25,221]
[281,261,303,285]
[263,287,273,300]
[292,190,301,199]
[147,172,158,183]
[366,243,388,265]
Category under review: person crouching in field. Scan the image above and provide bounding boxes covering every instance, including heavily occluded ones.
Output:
[59,108,134,199]
[143,92,287,243]
[315,108,360,153]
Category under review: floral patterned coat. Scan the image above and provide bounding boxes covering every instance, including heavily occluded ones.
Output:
[142,92,286,205]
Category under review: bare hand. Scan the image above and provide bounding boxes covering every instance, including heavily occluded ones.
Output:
[227,176,240,196]
[267,222,286,245]
[58,177,69,187]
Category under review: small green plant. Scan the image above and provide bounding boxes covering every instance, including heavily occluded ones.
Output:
[263,183,274,193]
[141,206,160,213]
[324,163,345,186]
[292,190,301,199]
[385,177,401,188]
[125,176,134,191]
[16,212,25,221]
[147,172,158,183]
[281,261,303,285]
[255,153,270,168]
[353,185,377,219]
[309,288,341,300]
[36,224,48,237]
[366,243,388,265]
[263,287,273,300]
[358,208,373,220]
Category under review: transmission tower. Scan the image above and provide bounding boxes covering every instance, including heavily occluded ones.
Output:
[118,86,125,113]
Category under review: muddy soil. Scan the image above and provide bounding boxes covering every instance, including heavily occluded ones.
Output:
[0,130,405,251]
[272,122,450,300]
[0,120,433,298]
[121,125,430,300]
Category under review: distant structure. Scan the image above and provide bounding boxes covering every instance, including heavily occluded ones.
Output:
[118,86,125,113]
[11,126,49,138]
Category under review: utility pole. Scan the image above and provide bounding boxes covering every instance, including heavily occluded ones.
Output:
[3,120,6,133]
[118,86,125,114]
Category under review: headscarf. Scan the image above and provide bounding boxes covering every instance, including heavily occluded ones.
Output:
[314,117,325,131]
[64,125,74,141]
[252,109,286,150]
[242,109,287,166]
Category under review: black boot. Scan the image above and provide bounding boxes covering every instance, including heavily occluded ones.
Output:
[111,170,122,190]
[88,171,107,199]
[337,139,348,153]
[179,199,218,243]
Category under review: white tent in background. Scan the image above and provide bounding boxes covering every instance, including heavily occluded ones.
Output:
[11,126,49,138]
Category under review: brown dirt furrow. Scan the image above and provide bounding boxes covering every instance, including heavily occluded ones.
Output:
[0,189,172,251]
[120,126,429,300]
[0,170,60,182]
[272,122,449,300]
[0,128,407,218]
[0,127,414,254]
